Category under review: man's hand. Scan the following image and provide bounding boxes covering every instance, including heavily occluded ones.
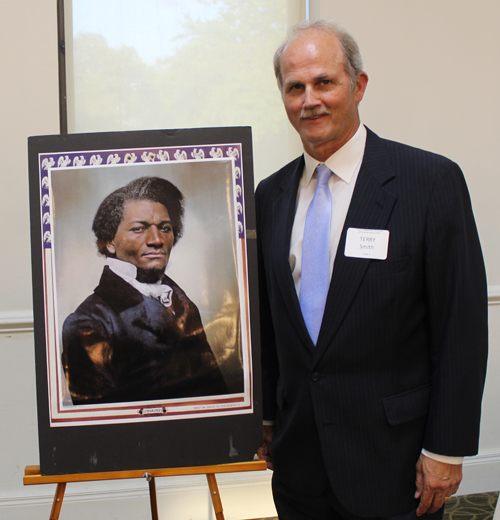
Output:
[415,453,462,516]
[256,425,274,470]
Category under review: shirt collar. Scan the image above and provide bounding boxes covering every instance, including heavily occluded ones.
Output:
[107,257,165,287]
[108,257,141,282]
[108,257,173,303]
[303,124,367,185]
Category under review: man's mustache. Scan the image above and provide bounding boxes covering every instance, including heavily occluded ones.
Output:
[300,108,330,119]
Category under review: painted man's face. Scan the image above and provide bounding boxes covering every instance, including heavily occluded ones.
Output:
[106,199,174,273]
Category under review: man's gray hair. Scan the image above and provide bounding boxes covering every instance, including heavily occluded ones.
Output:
[273,19,364,92]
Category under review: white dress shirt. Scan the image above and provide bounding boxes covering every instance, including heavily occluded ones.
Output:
[289,124,366,298]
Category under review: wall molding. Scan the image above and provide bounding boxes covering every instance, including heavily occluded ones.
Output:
[2,284,500,334]
[0,310,34,333]
[489,285,500,306]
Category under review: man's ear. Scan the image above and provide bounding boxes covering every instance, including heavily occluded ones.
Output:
[106,242,116,255]
[355,72,369,103]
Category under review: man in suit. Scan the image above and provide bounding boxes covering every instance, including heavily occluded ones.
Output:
[256,20,488,520]
[62,176,227,405]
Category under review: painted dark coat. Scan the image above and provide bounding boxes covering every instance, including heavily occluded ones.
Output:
[62,266,227,405]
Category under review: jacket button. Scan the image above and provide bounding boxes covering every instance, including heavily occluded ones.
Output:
[311,372,320,381]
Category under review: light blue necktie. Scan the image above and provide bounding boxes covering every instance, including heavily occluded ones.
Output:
[300,163,332,345]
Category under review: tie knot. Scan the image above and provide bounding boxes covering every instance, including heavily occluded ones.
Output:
[316,164,331,186]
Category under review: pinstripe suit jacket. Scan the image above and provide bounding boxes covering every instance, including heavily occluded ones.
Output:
[255,128,488,517]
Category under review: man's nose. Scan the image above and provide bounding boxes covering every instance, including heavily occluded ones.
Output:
[146,225,163,245]
[303,86,320,108]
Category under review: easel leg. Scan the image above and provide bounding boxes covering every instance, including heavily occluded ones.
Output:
[49,482,66,520]
[148,476,159,520]
[206,473,224,520]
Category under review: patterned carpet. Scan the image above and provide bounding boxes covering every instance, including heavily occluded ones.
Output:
[250,491,499,520]
[444,492,499,520]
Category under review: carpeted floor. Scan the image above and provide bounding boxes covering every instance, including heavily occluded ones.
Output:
[250,491,499,520]
[444,492,499,520]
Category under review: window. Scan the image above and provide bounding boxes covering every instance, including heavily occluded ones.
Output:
[62,0,305,183]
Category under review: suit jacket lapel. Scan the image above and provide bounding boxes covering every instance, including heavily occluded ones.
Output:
[271,156,314,348]
[95,266,144,313]
[314,130,397,362]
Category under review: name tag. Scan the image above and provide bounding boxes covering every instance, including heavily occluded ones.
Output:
[344,228,390,260]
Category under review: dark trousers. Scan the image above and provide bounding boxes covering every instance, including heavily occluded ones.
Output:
[272,476,445,520]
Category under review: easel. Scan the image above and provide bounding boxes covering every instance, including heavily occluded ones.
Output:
[24,460,267,520]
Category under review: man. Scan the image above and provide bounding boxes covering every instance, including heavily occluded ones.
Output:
[256,20,488,520]
[62,176,227,405]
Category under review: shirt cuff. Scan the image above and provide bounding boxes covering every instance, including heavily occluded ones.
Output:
[422,448,463,465]
[263,420,275,426]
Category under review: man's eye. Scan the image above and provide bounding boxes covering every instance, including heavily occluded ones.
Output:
[131,226,146,232]
[159,224,173,233]
[320,80,331,86]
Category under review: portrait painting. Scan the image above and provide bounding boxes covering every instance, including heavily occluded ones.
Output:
[29,128,261,474]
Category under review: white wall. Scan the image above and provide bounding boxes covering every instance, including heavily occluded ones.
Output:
[0,0,498,518]
[0,0,59,512]
[0,0,60,516]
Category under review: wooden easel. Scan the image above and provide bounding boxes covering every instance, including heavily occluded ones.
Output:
[24,460,267,520]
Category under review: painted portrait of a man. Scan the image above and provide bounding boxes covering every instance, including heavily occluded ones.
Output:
[61,177,228,405]
[30,131,259,474]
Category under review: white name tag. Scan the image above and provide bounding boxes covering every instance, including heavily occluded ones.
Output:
[344,228,390,260]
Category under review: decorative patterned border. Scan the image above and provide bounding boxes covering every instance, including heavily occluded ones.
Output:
[34,139,253,426]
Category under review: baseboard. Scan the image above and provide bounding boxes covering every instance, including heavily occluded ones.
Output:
[494,494,500,520]
[464,451,500,466]
[459,452,500,495]
[2,457,498,516]
[4,455,500,511]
